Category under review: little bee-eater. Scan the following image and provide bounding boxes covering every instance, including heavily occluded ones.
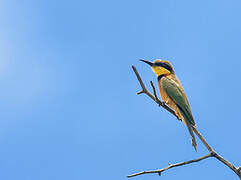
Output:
[140,59,197,151]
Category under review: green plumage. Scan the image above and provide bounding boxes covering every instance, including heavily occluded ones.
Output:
[161,75,197,150]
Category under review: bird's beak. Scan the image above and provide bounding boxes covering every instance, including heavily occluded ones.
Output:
[140,59,153,66]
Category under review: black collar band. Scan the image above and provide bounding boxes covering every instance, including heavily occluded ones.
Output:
[158,74,164,81]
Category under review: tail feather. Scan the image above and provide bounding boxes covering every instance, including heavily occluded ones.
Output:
[185,120,197,151]
[175,104,197,151]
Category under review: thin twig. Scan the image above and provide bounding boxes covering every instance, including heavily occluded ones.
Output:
[127,153,212,178]
[150,81,159,104]
[129,65,241,179]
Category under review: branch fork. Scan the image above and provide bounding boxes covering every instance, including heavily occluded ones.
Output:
[128,65,241,179]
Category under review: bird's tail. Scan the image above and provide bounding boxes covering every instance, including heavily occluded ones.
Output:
[185,120,197,151]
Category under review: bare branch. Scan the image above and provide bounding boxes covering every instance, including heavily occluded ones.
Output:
[127,153,212,178]
[129,65,241,179]
[211,152,240,178]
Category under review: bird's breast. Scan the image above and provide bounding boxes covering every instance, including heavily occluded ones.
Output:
[158,76,185,122]
[158,79,169,103]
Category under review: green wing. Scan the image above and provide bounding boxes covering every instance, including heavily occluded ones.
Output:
[161,77,195,126]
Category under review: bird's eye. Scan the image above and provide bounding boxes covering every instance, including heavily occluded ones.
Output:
[155,62,173,72]
[155,62,163,66]
[162,63,173,72]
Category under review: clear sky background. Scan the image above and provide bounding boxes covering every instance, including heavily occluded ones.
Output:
[0,0,241,180]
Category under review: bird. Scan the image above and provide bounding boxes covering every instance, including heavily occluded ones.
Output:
[140,59,197,151]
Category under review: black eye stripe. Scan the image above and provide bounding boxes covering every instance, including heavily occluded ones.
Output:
[155,62,163,66]
[155,62,173,72]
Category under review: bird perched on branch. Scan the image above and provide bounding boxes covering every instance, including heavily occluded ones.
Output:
[140,59,197,151]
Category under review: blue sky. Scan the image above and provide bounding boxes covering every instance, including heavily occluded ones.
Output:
[0,0,241,179]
